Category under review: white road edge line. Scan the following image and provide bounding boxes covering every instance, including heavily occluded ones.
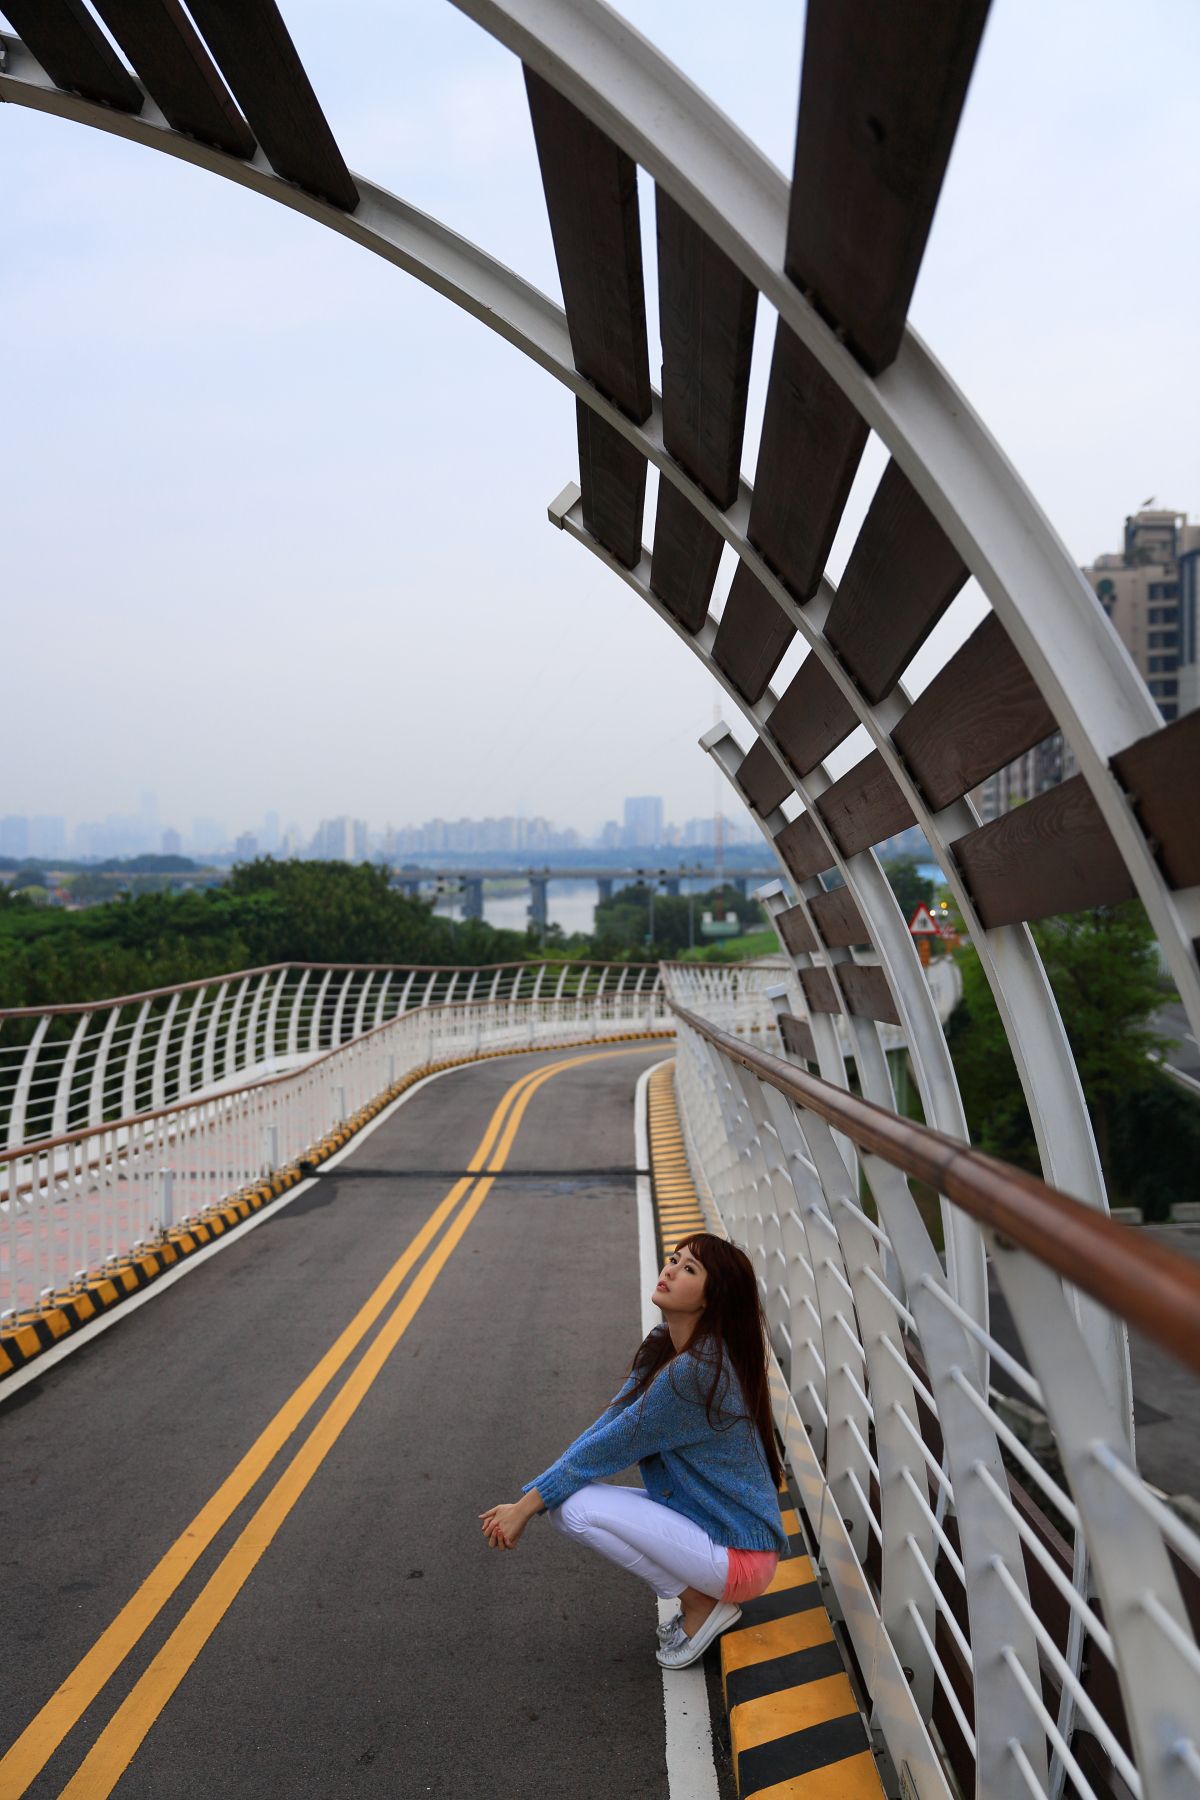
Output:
[635,1057,722,1800]
[0,1059,474,1407]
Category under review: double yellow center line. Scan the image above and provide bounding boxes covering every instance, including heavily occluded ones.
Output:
[1,1044,648,1799]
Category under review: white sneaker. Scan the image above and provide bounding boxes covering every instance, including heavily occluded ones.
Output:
[655,1602,742,1669]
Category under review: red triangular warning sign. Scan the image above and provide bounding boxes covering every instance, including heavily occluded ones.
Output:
[908,903,942,936]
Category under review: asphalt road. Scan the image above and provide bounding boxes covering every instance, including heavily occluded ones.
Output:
[0,1043,676,1800]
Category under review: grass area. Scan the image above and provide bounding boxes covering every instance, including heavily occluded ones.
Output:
[677,928,779,962]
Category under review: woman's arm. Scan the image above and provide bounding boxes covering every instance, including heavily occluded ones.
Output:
[522,1357,711,1512]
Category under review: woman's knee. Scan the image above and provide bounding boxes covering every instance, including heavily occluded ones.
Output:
[554,1486,600,1536]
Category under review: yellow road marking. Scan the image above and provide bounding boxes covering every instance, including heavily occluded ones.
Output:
[43,1044,649,1800]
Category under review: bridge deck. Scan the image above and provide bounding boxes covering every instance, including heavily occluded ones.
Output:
[0,1044,700,1800]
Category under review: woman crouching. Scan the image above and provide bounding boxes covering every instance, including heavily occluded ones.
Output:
[480,1234,788,1668]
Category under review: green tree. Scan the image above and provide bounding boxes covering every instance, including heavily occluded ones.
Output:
[946,901,1172,1188]
[881,857,934,920]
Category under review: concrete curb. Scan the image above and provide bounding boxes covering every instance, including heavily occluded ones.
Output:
[644,1062,883,1800]
[0,1027,673,1385]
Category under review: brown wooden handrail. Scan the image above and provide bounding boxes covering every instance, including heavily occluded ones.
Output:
[671,1000,1200,1377]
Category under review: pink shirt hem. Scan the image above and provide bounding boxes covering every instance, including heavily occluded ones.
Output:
[721,1547,779,1604]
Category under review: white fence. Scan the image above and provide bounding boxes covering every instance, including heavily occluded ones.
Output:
[672,1004,1200,1800]
[0,987,668,1317]
[0,960,664,1150]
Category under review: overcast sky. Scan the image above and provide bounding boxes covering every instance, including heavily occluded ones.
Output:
[3,0,1197,842]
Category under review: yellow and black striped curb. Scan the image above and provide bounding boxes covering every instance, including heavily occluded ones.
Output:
[645,1063,881,1796]
[0,1027,673,1386]
[646,1059,707,1260]
[720,1496,883,1797]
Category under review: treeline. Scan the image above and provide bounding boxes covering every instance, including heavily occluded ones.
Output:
[0,860,530,1014]
[945,902,1197,1217]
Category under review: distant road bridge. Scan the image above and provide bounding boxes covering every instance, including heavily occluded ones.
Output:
[392,864,780,923]
[3,1,1200,1796]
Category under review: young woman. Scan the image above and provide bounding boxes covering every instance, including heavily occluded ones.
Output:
[479,1233,788,1669]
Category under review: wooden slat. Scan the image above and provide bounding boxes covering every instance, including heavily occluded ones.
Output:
[748,323,868,603]
[892,612,1056,811]
[776,905,819,958]
[768,654,859,778]
[738,740,792,819]
[816,750,916,858]
[825,460,968,704]
[779,1013,818,1062]
[953,776,1135,927]
[2,0,143,111]
[525,69,650,423]
[809,886,871,948]
[656,188,757,508]
[649,483,722,632]
[837,962,901,1026]
[800,967,841,1014]
[786,0,991,375]
[713,564,794,704]
[775,814,834,886]
[1111,711,1200,891]
[91,0,254,156]
[183,0,358,208]
[576,406,646,571]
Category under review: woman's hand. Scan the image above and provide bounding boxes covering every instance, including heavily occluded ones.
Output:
[479,1501,527,1550]
[479,1489,543,1550]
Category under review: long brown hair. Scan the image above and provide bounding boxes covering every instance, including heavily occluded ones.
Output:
[627,1234,783,1487]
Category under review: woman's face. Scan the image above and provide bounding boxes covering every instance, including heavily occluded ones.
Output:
[653,1244,708,1321]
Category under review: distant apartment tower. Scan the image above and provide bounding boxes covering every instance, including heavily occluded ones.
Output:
[161,827,183,856]
[234,832,259,861]
[623,796,664,847]
[974,506,1197,823]
[310,817,367,861]
[0,816,29,858]
[1085,508,1200,723]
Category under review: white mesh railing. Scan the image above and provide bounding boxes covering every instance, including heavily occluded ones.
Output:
[0,986,668,1317]
[0,961,664,1150]
[671,1001,1200,1800]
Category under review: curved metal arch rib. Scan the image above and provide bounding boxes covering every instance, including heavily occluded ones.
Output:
[0,32,1135,1331]
[450,0,1200,1033]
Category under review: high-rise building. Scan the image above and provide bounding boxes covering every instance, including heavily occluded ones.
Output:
[623,796,664,847]
[29,816,66,858]
[261,810,281,852]
[0,816,29,858]
[234,832,259,861]
[1084,508,1200,723]
[161,827,183,856]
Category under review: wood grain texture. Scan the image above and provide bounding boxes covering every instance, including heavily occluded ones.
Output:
[779,1013,818,1062]
[1111,710,1200,891]
[183,0,358,208]
[768,654,859,777]
[525,68,650,423]
[775,813,834,886]
[738,739,792,819]
[576,404,647,571]
[713,563,795,704]
[799,966,841,1014]
[92,0,254,155]
[747,322,868,602]
[786,0,991,375]
[836,961,901,1026]
[808,885,871,948]
[3,0,143,111]
[776,904,819,957]
[892,613,1056,811]
[825,459,968,703]
[953,775,1135,926]
[656,189,757,509]
[816,750,916,857]
[649,482,722,632]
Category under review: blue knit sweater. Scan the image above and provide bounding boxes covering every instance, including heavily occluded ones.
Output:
[524,1331,788,1553]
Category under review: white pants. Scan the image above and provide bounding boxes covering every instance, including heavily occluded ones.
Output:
[547,1482,729,1600]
